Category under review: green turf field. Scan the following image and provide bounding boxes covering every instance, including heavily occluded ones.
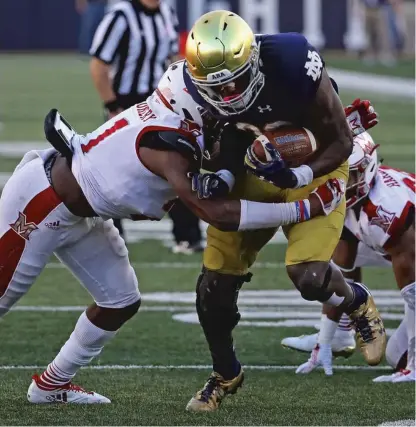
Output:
[0,54,414,426]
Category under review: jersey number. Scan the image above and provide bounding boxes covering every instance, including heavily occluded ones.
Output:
[82,119,129,154]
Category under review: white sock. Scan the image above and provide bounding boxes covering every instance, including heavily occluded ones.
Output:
[401,283,415,371]
[337,313,353,332]
[318,314,338,345]
[38,311,117,389]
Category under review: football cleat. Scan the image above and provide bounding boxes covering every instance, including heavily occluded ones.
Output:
[186,369,244,412]
[373,369,416,383]
[296,343,333,376]
[348,283,387,366]
[27,374,111,404]
[281,330,356,358]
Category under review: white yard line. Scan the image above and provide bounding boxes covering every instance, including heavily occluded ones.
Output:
[46,261,287,269]
[0,364,392,371]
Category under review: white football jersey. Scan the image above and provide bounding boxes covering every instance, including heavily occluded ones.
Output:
[345,166,415,254]
[71,97,204,220]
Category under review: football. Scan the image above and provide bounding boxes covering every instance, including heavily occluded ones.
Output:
[251,126,319,167]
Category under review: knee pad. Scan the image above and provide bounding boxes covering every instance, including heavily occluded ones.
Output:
[298,265,333,302]
[196,268,251,332]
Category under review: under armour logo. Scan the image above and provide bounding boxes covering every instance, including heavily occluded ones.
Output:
[10,212,38,241]
[304,50,323,82]
[258,105,272,113]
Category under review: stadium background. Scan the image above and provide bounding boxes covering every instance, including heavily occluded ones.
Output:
[0,0,415,425]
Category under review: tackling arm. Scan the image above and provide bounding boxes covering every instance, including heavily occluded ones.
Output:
[138,146,343,231]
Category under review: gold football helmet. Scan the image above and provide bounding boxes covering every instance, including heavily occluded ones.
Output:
[185,10,264,116]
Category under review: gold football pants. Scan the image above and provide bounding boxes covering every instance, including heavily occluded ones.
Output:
[203,162,349,275]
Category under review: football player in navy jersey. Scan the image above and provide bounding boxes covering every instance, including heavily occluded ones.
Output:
[180,10,385,412]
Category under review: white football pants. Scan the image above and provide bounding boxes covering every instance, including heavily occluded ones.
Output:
[0,150,140,317]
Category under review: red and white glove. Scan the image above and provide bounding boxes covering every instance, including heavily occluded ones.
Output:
[296,344,333,376]
[312,178,346,216]
[344,98,379,137]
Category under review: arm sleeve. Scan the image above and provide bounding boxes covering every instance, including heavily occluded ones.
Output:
[140,130,198,164]
[89,11,128,64]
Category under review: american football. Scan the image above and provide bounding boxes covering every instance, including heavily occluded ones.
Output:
[251,126,318,167]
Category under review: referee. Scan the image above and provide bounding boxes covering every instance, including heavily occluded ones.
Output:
[89,0,202,252]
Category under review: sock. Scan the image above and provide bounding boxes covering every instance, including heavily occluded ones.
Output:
[213,347,241,381]
[401,283,415,371]
[337,313,353,332]
[345,282,368,314]
[37,311,117,390]
[318,314,338,345]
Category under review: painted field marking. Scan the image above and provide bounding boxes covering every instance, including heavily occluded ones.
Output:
[0,364,393,371]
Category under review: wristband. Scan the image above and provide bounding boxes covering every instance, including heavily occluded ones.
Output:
[238,198,310,231]
[292,165,314,188]
[104,99,120,113]
[216,169,235,192]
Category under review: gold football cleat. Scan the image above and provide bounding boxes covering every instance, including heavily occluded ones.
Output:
[186,370,244,412]
[349,294,386,366]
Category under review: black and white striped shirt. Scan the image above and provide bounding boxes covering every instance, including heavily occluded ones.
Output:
[90,0,179,101]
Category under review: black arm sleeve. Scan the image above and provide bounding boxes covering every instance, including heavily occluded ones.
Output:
[140,130,198,165]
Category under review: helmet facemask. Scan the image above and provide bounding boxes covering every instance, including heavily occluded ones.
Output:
[346,143,380,208]
[188,45,265,116]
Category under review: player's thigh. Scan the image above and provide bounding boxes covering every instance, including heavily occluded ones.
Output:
[204,226,278,274]
[283,162,348,265]
[55,219,140,308]
[0,156,64,313]
[204,172,283,275]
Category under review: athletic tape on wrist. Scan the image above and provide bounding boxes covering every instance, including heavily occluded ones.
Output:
[292,165,314,188]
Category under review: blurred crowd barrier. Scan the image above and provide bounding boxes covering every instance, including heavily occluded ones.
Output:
[0,0,414,55]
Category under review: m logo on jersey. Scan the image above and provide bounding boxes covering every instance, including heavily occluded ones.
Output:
[304,50,323,82]
[10,212,38,241]
[258,105,272,113]
[370,206,395,232]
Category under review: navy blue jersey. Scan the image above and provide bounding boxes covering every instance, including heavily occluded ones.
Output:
[184,33,325,129]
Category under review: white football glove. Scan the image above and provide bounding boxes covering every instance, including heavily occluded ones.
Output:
[311,178,346,216]
[296,343,333,376]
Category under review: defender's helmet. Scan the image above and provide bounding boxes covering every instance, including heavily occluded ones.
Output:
[347,132,380,208]
[185,10,264,116]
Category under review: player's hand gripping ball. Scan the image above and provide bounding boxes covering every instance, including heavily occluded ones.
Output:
[245,126,319,188]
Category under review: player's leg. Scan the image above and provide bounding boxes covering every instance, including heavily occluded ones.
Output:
[29,219,140,404]
[285,163,386,368]
[187,174,282,412]
[386,318,408,371]
[0,153,64,317]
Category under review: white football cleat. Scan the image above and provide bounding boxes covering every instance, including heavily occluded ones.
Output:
[373,369,416,383]
[296,343,333,376]
[282,330,356,358]
[27,375,111,404]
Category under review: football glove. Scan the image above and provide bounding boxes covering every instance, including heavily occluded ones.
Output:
[311,178,346,216]
[245,142,300,189]
[187,171,233,199]
[296,344,333,376]
[344,98,379,137]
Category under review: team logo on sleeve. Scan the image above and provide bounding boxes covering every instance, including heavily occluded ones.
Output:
[304,50,323,82]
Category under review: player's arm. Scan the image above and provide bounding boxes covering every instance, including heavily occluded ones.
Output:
[138,135,344,231]
[384,222,415,289]
[302,69,353,178]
